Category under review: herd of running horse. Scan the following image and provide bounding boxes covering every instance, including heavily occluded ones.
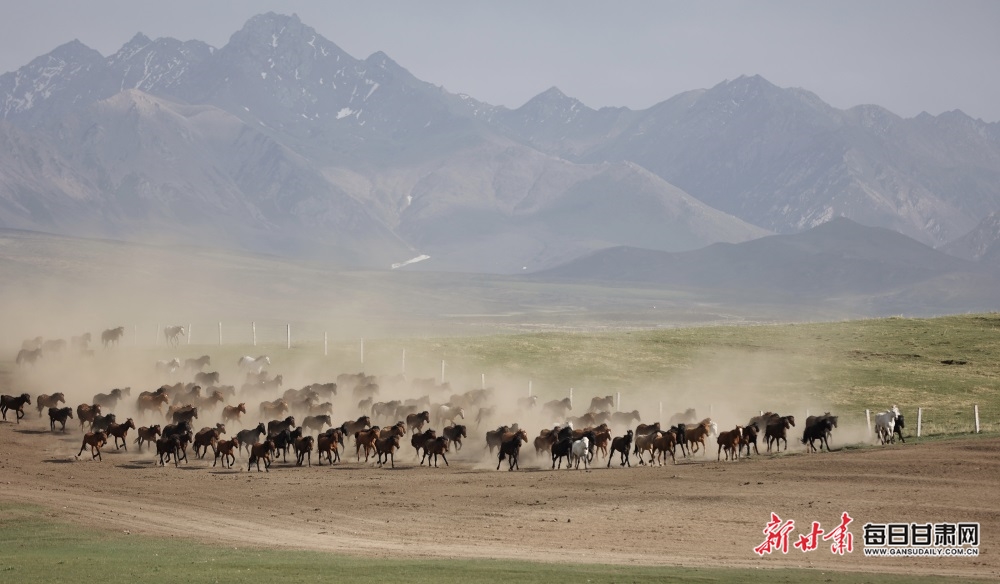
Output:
[3,329,907,471]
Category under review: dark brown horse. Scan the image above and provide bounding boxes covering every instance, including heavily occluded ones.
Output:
[101,326,124,348]
[48,407,73,432]
[1,393,32,423]
[765,416,796,452]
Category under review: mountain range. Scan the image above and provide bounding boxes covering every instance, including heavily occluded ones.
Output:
[2,12,1000,276]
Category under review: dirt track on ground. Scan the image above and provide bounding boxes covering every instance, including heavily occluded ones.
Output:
[0,415,996,579]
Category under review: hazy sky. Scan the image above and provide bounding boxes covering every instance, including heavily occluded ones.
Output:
[2,1,998,121]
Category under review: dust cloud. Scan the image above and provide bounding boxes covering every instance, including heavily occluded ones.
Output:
[2,231,872,461]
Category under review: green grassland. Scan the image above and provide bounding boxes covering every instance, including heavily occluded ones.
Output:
[269,313,1000,436]
[0,504,979,584]
[6,313,999,436]
[2,315,998,582]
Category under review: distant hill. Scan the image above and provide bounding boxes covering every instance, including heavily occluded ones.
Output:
[533,218,998,313]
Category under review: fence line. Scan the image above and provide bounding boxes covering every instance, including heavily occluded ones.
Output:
[75,321,998,439]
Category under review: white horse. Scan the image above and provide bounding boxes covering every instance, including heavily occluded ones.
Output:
[437,405,465,426]
[873,405,900,444]
[571,436,590,470]
[164,326,186,347]
[238,355,271,373]
[155,358,181,374]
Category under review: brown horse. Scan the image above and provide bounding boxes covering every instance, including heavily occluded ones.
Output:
[442,424,467,451]
[354,427,381,462]
[15,349,42,365]
[222,403,247,424]
[421,436,450,468]
[1,393,32,423]
[134,425,161,450]
[137,393,169,416]
[48,407,73,432]
[496,429,529,471]
[294,435,315,467]
[405,411,431,434]
[683,419,715,455]
[101,326,124,348]
[340,415,371,436]
[766,416,795,452]
[77,431,108,461]
[317,430,342,465]
[411,429,437,460]
[375,433,401,468]
[193,423,227,458]
[107,418,137,450]
[248,440,275,472]
[75,403,101,430]
[36,393,65,417]
[717,426,744,461]
[213,437,240,469]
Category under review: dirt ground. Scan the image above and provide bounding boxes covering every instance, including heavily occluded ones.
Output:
[0,412,996,580]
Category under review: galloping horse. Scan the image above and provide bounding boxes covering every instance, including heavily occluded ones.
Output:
[164,326,186,347]
[238,355,271,373]
[15,348,41,365]
[101,327,125,348]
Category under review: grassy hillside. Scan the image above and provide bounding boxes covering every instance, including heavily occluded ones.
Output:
[7,313,995,437]
[327,313,1000,436]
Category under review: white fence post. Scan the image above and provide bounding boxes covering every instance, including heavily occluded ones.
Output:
[974,404,980,434]
[218,322,222,346]
[569,388,573,408]
[440,360,445,383]
[865,409,871,438]
[481,373,486,389]
[286,324,290,350]
[187,323,192,345]
[252,321,256,347]
[917,407,923,438]
[616,392,621,411]
[401,349,406,374]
